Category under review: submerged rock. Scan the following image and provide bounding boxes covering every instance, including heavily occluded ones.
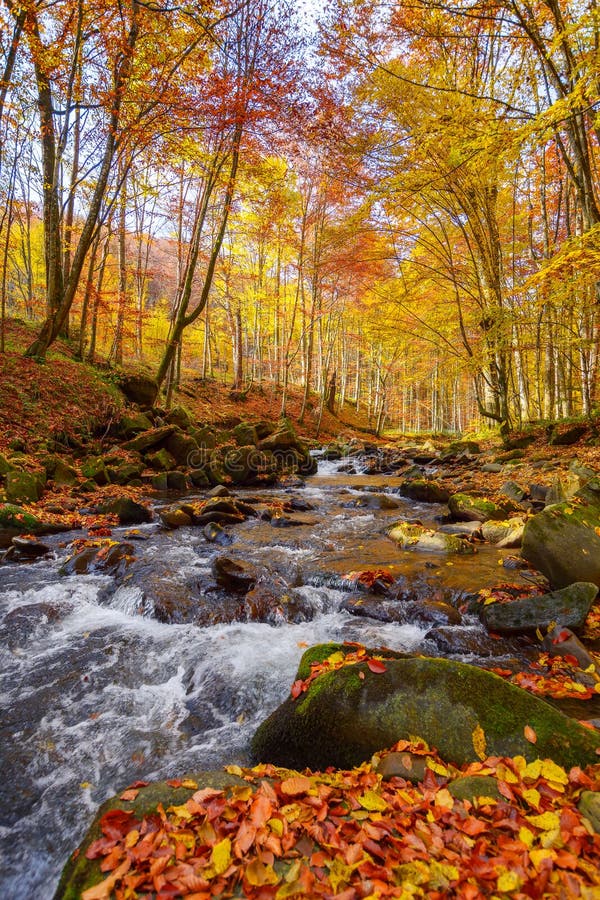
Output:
[252,645,600,770]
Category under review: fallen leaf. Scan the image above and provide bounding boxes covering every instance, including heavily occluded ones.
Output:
[524,725,537,744]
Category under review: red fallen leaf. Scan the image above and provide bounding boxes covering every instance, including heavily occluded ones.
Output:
[367,658,387,674]
[552,629,571,644]
[563,654,581,667]
[120,788,140,801]
[98,808,135,841]
[166,779,185,788]
[524,724,537,743]
[291,679,303,699]
[126,780,149,789]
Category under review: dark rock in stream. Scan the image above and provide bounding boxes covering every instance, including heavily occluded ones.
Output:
[60,541,135,576]
[97,496,153,525]
[341,594,462,627]
[212,556,259,592]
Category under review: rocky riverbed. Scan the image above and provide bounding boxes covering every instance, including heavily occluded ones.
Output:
[3,437,600,897]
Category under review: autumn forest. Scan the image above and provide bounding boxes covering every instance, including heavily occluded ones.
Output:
[2,0,599,436]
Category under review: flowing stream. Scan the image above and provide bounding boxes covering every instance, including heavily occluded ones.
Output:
[0,457,535,897]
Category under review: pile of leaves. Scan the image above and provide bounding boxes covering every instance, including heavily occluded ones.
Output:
[476,583,547,608]
[80,742,600,899]
[489,653,600,703]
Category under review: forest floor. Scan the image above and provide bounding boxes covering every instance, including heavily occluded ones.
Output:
[0,318,374,456]
[4,316,600,518]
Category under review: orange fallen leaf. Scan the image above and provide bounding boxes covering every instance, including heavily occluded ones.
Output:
[524,725,537,744]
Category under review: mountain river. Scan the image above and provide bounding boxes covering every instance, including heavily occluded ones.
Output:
[0,457,545,897]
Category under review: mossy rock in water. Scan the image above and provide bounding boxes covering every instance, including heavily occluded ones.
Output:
[480,581,598,634]
[54,771,247,899]
[448,493,515,523]
[251,647,600,771]
[522,500,600,589]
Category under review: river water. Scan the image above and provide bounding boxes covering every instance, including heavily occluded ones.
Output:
[0,458,534,897]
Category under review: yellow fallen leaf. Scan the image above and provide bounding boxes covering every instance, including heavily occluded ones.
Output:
[358,790,387,811]
[522,788,541,809]
[540,759,569,786]
[519,826,534,848]
[268,817,284,836]
[530,848,556,870]
[434,788,454,810]
[210,837,232,875]
[497,870,521,892]
[168,804,192,820]
[472,723,487,761]
[245,858,280,886]
[527,811,560,831]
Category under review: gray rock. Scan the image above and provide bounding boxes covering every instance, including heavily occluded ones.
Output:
[480,581,598,634]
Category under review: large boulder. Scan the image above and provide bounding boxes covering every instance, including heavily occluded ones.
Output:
[398,479,450,503]
[118,373,158,407]
[165,430,199,467]
[480,581,598,634]
[252,645,600,771]
[6,469,45,503]
[97,496,152,525]
[522,500,600,588]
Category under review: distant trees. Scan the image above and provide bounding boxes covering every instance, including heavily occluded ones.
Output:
[1,0,598,433]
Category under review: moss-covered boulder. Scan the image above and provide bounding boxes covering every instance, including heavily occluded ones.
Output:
[123,425,176,453]
[165,430,199,467]
[0,453,15,477]
[81,457,110,486]
[42,455,79,486]
[480,518,524,548]
[190,425,217,451]
[145,447,176,471]
[0,503,42,546]
[118,411,153,439]
[231,422,259,447]
[165,405,193,429]
[54,770,246,900]
[448,493,515,523]
[251,647,600,771]
[480,581,598,634]
[522,500,600,588]
[6,469,44,503]
[398,479,450,503]
[118,372,158,408]
[108,461,144,486]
